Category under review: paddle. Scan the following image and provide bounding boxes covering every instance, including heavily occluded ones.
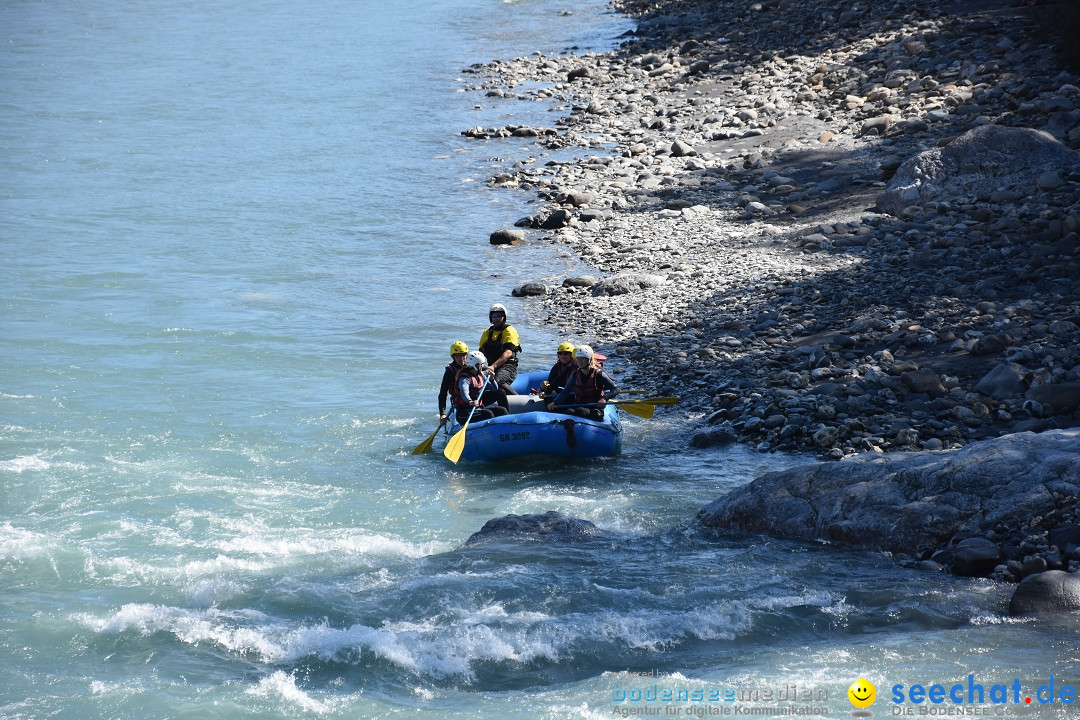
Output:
[622,391,680,405]
[411,418,447,455]
[556,400,656,419]
[610,401,655,419]
[443,375,489,464]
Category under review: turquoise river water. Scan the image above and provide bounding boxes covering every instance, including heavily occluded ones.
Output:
[1,0,1077,718]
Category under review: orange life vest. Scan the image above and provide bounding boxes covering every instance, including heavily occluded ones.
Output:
[572,368,605,404]
[453,368,486,409]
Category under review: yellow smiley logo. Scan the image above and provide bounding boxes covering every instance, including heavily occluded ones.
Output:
[848,678,876,709]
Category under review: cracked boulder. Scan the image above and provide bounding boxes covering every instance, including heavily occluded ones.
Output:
[697,429,1080,558]
[878,125,1080,216]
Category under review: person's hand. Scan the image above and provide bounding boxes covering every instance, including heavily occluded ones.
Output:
[439,413,447,423]
[546,402,555,412]
[485,367,496,377]
[597,398,606,409]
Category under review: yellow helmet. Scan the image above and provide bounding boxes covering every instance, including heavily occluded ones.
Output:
[557,341,575,354]
[450,341,469,356]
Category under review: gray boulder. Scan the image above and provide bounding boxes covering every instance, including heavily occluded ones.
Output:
[592,273,667,296]
[974,363,1031,400]
[969,333,1010,356]
[559,190,596,207]
[489,228,525,245]
[462,511,610,546]
[1008,570,1080,616]
[901,368,946,397]
[578,208,610,223]
[878,125,1080,216]
[670,139,697,157]
[691,427,738,448]
[512,283,548,297]
[540,209,572,230]
[952,537,1003,577]
[698,430,1080,555]
[1025,383,1080,415]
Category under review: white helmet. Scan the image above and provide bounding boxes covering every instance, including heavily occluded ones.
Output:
[466,350,488,371]
[489,303,507,319]
[574,345,594,361]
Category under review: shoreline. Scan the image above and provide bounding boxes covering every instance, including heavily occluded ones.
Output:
[462,0,1080,459]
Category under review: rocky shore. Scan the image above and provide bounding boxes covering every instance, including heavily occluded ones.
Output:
[461,0,1080,460]
[458,0,1080,595]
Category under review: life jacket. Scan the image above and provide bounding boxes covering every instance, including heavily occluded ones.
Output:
[572,367,605,404]
[480,326,521,366]
[453,368,486,409]
[549,360,574,392]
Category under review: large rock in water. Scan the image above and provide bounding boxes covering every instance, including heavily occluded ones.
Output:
[1009,570,1080,617]
[877,125,1080,216]
[462,511,610,546]
[698,430,1080,556]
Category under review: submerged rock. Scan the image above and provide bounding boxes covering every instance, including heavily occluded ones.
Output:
[462,511,610,546]
[489,228,526,245]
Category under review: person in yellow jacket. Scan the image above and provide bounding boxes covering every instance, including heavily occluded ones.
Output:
[479,303,521,395]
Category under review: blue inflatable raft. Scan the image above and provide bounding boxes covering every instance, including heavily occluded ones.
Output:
[445,371,622,462]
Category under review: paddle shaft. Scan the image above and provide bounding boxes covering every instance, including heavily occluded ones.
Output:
[556,399,656,408]
[552,399,655,419]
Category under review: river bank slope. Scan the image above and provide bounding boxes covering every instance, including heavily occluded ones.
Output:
[462,0,1080,458]
[459,0,1080,588]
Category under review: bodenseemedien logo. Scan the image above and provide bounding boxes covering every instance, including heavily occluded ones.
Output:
[848,678,876,717]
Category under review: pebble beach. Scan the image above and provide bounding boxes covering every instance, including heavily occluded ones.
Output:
[461,0,1080,460]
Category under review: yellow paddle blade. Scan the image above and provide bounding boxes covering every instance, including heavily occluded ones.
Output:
[443,421,470,463]
[412,420,448,454]
[411,429,439,455]
[616,402,655,419]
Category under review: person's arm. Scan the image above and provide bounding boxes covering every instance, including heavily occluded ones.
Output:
[489,348,513,375]
[547,372,576,410]
[541,364,559,394]
[457,376,478,407]
[598,370,619,401]
[438,368,454,419]
[488,326,520,374]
